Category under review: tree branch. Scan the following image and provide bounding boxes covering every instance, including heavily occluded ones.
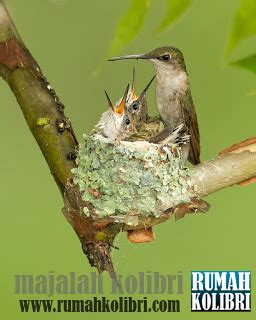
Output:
[192,138,256,197]
[0,0,116,277]
[0,0,78,193]
[0,0,255,275]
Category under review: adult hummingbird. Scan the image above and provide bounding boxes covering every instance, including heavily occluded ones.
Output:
[93,84,136,141]
[109,46,200,165]
[125,68,189,147]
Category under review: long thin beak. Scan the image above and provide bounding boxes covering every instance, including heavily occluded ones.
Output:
[108,54,148,61]
[139,75,155,98]
[104,90,114,112]
[115,84,130,115]
[131,67,138,100]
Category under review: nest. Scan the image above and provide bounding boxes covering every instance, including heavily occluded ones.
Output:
[71,134,196,226]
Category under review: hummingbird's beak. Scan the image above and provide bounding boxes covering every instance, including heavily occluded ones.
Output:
[104,90,115,112]
[139,75,155,99]
[131,67,138,100]
[108,54,148,61]
[115,84,130,115]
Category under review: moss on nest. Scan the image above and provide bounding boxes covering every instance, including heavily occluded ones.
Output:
[72,134,194,222]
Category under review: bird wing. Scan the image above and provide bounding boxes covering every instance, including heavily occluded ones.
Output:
[149,126,172,144]
[181,90,200,165]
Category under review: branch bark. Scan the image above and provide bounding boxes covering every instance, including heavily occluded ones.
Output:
[192,138,256,197]
[0,0,255,276]
[0,0,117,277]
[0,0,78,193]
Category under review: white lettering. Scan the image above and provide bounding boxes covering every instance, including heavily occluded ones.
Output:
[192,272,204,291]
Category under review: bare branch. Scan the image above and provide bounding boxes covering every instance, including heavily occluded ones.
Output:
[0,0,116,277]
[0,0,255,276]
[192,138,256,197]
[0,0,78,193]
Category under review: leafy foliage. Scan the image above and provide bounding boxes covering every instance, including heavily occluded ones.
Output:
[109,0,150,55]
[109,0,192,55]
[231,54,256,74]
[227,0,256,75]
[156,0,192,32]
[227,0,256,55]
[109,0,256,76]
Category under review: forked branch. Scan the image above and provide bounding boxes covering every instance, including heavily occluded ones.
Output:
[0,0,255,276]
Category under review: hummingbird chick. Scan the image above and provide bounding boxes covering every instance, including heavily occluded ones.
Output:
[109,46,200,165]
[93,84,136,142]
[124,68,165,143]
[126,67,155,129]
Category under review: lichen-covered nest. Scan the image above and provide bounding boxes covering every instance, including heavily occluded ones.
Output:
[72,135,194,223]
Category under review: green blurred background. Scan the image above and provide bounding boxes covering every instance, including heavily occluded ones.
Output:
[0,0,255,318]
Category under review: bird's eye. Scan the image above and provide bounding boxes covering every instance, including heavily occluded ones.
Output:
[159,54,170,61]
[131,101,139,111]
[125,117,131,126]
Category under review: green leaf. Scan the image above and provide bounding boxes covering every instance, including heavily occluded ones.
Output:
[227,0,256,55]
[156,0,192,32]
[109,0,150,55]
[231,54,256,74]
